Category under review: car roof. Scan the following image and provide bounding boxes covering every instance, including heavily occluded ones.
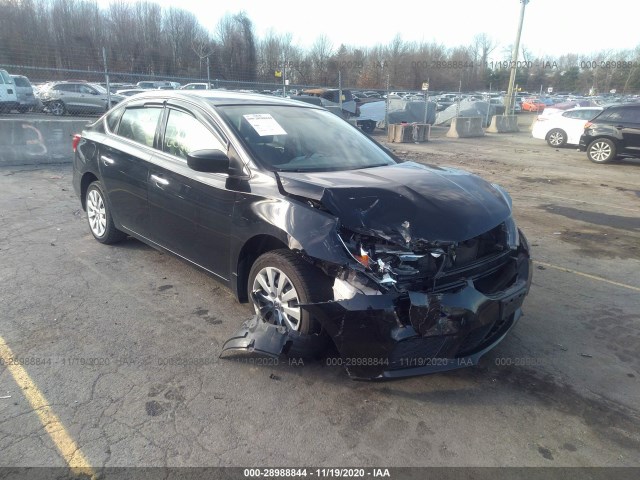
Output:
[123,89,324,109]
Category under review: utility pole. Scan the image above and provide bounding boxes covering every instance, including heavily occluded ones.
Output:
[207,57,211,89]
[102,47,111,109]
[338,70,343,111]
[282,53,286,97]
[504,0,530,114]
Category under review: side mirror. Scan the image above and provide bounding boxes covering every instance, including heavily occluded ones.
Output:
[187,149,230,173]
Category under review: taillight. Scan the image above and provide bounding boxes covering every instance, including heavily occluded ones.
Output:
[72,134,81,152]
[584,122,593,130]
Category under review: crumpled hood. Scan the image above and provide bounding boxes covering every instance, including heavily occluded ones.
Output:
[276,161,512,245]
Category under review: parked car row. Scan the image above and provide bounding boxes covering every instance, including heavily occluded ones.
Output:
[531,102,640,164]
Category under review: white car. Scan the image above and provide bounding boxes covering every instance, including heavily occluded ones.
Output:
[532,106,603,147]
[180,83,212,90]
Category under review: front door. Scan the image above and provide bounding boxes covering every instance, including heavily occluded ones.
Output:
[148,106,235,278]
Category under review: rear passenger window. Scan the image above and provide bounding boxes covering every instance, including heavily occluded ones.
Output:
[623,108,640,123]
[56,84,77,92]
[163,109,225,160]
[117,107,162,147]
[106,107,124,133]
[599,110,623,122]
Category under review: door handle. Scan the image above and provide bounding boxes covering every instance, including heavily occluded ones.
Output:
[615,125,624,130]
[150,174,169,186]
[101,155,115,166]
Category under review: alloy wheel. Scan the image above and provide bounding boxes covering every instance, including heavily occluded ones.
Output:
[548,131,564,146]
[590,141,612,162]
[251,266,301,331]
[87,189,107,238]
[50,101,64,116]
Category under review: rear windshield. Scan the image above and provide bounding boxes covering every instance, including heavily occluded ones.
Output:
[13,76,31,87]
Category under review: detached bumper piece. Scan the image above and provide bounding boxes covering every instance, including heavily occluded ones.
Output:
[220,315,325,359]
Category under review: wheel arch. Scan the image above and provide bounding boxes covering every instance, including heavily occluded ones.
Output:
[588,134,619,146]
[235,234,289,303]
[80,172,99,211]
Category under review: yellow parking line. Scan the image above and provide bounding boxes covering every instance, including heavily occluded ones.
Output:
[534,260,640,292]
[0,336,95,477]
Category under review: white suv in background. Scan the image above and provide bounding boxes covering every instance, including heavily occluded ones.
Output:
[0,69,19,113]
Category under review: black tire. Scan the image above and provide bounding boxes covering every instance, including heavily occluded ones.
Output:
[248,249,332,357]
[17,106,29,114]
[85,181,127,244]
[360,120,376,133]
[587,138,616,164]
[49,100,66,116]
[546,128,567,147]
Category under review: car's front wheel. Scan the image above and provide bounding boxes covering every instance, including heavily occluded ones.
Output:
[587,138,616,163]
[49,100,65,116]
[546,128,567,147]
[85,181,127,244]
[248,249,332,357]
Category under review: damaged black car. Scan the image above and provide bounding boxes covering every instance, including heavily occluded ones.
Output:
[72,90,532,380]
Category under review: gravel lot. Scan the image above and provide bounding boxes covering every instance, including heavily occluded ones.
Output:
[0,124,639,472]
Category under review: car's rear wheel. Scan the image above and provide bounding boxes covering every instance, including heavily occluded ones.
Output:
[546,128,567,147]
[49,100,65,116]
[587,138,616,164]
[248,249,332,357]
[85,181,127,244]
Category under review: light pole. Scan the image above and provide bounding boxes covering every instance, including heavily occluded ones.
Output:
[504,0,529,115]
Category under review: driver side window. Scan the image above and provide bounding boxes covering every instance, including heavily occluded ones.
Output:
[163,109,225,160]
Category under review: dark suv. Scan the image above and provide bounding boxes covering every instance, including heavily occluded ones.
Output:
[579,104,640,163]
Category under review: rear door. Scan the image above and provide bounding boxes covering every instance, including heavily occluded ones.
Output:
[53,83,80,109]
[99,102,164,237]
[147,103,235,278]
[619,108,640,151]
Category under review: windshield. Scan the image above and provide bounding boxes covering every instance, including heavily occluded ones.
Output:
[0,70,13,84]
[217,105,396,172]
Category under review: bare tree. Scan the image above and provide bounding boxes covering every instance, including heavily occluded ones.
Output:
[309,34,333,85]
[215,12,257,81]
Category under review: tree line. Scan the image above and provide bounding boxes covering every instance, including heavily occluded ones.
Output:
[1,0,639,93]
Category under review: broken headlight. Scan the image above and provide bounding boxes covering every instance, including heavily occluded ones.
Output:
[503,215,519,250]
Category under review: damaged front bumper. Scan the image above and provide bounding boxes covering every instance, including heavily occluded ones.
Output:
[308,250,531,379]
[221,248,532,380]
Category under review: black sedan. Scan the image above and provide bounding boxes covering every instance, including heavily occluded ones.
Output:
[72,90,532,379]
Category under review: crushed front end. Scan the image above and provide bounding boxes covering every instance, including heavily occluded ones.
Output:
[221,163,533,379]
[306,220,532,379]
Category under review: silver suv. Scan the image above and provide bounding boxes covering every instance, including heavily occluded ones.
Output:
[39,81,123,116]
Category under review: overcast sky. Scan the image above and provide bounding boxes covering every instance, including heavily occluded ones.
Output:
[106,0,636,59]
